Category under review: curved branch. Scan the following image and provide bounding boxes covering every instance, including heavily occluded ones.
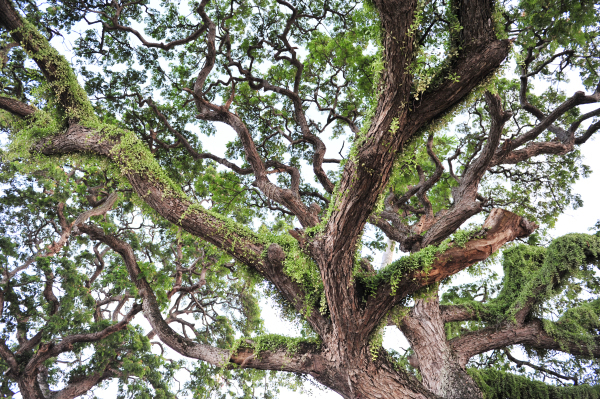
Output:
[50,367,117,399]
[32,124,329,334]
[503,350,578,385]
[494,88,600,161]
[362,209,537,342]
[0,0,93,121]
[100,0,210,51]
[450,319,600,367]
[0,340,18,377]
[418,93,512,249]
[78,223,327,373]
[575,120,600,145]
[188,17,315,225]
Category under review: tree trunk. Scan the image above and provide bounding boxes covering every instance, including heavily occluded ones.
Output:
[307,338,442,399]
[18,375,46,399]
[399,294,483,399]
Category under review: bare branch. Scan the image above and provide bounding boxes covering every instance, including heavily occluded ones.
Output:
[100,0,210,51]
[0,96,37,117]
[503,350,578,385]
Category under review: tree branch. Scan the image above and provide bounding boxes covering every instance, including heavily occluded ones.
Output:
[0,0,94,121]
[23,304,142,373]
[451,319,600,367]
[440,305,479,323]
[419,93,512,249]
[503,349,578,385]
[363,209,536,342]
[99,0,210,51]
[0,95,36,117]
[77,223,328,374]
[50,368,117,399]
[79,223,330,352]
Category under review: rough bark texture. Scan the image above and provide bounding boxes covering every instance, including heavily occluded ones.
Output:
[451,319,600,368]
[0,95,36,117]
[5,0,599,397]
[400,295,483,399]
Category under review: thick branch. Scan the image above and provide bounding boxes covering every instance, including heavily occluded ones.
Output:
[450,319,600,367]
[440,305,479,323]
[317,0,510,343]
[363,209,537,342]
[32,124,329,335]
[0,340,18,377]
[32,125,265,268]
[51,368,117,399]
[230,342,323,374]
[0,0,93,121]
[0,96,36,117]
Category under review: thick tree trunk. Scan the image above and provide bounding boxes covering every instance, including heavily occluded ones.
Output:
[308,339,441,399]
[399,294,483,399]
[311,357,439,399]
[348,362,438,399]
[18,375,46,399]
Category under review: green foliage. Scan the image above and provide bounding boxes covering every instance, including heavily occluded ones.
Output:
[356,227,483,297]
[258,226,324,316]
[185,362,311,399]
[232,333,321,358]
[12,19,97,122]
[469,369,600,399]
[444,234,600,330]
[1,0,600,396]
[444,234,600,388]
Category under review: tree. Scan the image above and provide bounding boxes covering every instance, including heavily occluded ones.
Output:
[0,0,599,397]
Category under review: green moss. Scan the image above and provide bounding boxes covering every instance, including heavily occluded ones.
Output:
[355,240,445,296]
[13,20,96,122]
[231,334,321,359]
[355,227,483,297]
[6,110,60,157]
[368,317,387,360]
[443,234,600,351]
[507,235,600,340]
[258,226,325,316]
[469,369,600,399]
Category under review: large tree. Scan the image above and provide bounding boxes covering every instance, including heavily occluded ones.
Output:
[1,0,600,397]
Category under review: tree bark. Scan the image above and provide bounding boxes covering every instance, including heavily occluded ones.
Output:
[399,293,483,399]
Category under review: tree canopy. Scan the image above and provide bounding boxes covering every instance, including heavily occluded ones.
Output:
[0,0,599,398]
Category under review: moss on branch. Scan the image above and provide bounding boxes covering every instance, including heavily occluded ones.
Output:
[469,369,600,399]
[231,333,321,359]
